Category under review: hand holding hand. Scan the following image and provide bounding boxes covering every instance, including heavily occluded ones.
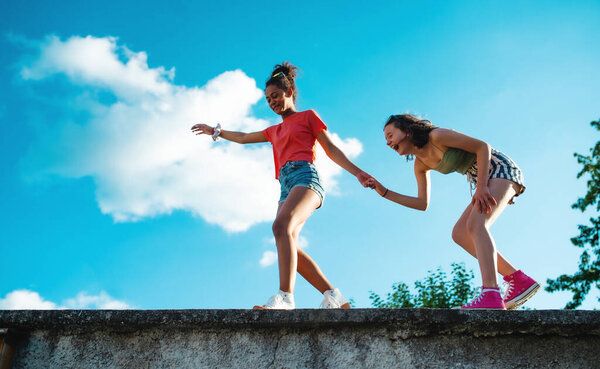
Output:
[191,123,214,136]
[356,171,374,188]
[471,186,497,214]
[365,177,388,197]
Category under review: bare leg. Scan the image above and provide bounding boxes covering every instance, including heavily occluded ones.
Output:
[290,222,350,307]
[452,206,517,277]
[274,202,335,294]
[271,186,321,293]
[452,179,521,287]
[297,249,334,293]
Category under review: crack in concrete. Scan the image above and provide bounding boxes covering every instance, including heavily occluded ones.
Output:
[267,331,284,369]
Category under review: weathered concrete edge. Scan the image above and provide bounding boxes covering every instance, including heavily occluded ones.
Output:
[1,309,599,338]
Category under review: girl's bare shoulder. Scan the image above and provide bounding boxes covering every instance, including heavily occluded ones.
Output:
[429,127,453,140]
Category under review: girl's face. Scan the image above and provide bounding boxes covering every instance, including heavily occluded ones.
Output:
[384,124,411,155]
[265,85,294,116]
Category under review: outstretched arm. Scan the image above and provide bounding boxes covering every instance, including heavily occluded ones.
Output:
[191,124,267,144]
[316,130,372,186]
[367,160,430,211]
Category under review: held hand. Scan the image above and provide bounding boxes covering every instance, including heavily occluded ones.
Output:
[356,171,374,188]
[471,187,497,214]
[365,178,387,197]
[191,123,214,136]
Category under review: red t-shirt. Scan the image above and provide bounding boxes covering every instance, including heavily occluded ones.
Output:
[262,110,327,179]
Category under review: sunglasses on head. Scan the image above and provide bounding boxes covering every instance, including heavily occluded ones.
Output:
[271,72,287,79]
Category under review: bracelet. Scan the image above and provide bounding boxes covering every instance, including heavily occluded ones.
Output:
[212,123,222,141]
[382,188,389,198]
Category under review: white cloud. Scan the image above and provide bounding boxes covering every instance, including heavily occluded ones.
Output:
[0,289,131,310]
[297,235,309,249]
[62,291,131,309]
[19,35,363,232]
[0,290,58,309]
[260,236,309,267]
[259,251,278,267]
[21,35,174,102]
[314,134,363,195]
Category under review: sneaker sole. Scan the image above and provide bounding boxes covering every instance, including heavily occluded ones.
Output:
[252,305,294,310]
[255,303,350,310]
[505,282,541,310]
[320,302,352,309]
[460,307,506,310]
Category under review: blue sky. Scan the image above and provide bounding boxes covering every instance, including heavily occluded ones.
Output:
[1,0,599,310]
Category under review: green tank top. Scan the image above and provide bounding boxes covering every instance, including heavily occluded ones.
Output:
[433,147,476,175]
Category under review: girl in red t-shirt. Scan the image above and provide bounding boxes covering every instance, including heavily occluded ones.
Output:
[192,62,372,309]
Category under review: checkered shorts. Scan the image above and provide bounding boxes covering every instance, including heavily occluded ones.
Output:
[465,149,525,204]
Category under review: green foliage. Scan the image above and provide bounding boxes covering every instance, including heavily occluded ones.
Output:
[546,119,600,309]
[369,263,475,308]
[369,282,415,308]
[347,298,356,308]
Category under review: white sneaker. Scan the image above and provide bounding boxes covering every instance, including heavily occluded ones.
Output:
[253,290,295,310]
[319,288,351,309]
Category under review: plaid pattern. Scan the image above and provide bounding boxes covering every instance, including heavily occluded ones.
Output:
[466,149,525,203]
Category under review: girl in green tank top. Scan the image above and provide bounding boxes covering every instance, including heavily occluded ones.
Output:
[366,114,538,310]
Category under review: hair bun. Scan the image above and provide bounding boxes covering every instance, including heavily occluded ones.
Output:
[266,61,300,102]
[272,61,298,80]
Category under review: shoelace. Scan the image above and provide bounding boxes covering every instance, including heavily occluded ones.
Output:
[320,294,335,308]
[320,290,346,308]
[465,287,484,307]
[501,280,514,300]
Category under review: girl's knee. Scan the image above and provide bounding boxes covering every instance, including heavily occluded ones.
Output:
[452,220,471,245]
[451,225,465,245]
[465,214,486,234]
[272,217,293,238]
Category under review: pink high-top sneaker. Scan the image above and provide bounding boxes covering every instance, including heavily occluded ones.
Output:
[502,270,540,310]
[459,287,506,310]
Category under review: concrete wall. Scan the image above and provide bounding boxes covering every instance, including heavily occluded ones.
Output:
[1,309,599,368]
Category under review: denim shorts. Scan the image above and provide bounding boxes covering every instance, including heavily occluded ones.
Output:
[278,161,325,207]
